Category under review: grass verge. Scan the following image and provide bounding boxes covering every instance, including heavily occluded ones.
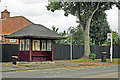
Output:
[68,58,120,64]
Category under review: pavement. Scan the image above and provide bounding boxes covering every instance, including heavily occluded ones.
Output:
[1,61,118,72]
[2,65,119,78]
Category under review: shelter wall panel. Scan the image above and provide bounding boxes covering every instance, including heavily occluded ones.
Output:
[32,51,48,56]
[32,56,47,61]
[19,51,29,61]
[47,51,52,60]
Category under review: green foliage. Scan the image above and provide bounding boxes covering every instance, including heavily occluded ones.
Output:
[67,26,84,45]
[112,31,120,46]
[89,53,96,60]
[52,26,59,33]
[51,26,67,44]
[90,11,111,45]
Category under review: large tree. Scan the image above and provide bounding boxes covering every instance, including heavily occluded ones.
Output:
[47,2,119,58]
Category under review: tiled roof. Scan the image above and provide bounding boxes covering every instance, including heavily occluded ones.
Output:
[6,24,66,40]
[0,16,33,34]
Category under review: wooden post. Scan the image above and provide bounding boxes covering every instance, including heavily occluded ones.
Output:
[18,39,20,61]
[3,35,6,44]
[52,40,54,61]
[29,39,32,61]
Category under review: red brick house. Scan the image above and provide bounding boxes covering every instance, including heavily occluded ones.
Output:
[0,9,33,44]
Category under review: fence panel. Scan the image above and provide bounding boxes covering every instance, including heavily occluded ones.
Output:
[113,46,120,58]
[53,44,70,60]
[73,45,84,59]
[1,44,120,62]
[1,44,19,62]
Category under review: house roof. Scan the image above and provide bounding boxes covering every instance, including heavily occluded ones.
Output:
[0,16,33,34]
[6,24,66,40]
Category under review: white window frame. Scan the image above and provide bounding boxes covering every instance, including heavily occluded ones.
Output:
[47,40,52,51]
[32,40,40,51]
[34,41,38,50]
[20,39,24,51]
[41,40,47,51]
[25,39,30,51]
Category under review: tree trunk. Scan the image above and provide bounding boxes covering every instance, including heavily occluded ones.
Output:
[77,2,100,58]
[82,3,100,58]
[83,20,90,58]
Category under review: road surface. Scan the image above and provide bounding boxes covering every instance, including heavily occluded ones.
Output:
[2,65,119,78]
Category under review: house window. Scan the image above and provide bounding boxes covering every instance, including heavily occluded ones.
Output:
[0,36,2,43]
[20,39,24,51]
[25,39,30,51]
[32,40,40,51]
[41,40,46,51]
[9,39,16,42]
[47,40,52,51]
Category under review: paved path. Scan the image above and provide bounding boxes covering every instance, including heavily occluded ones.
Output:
[2,65,119,78]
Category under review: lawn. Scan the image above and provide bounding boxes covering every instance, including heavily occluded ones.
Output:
[69,58,120,64]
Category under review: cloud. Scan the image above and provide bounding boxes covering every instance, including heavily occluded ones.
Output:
[105,5,118,32]
[0,0,78,32]
[20,0,48,4]
[0,0,118,33]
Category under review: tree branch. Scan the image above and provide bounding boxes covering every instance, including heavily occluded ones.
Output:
[86,2,100,28]
[89,2,100,21]
[76,2,84,32]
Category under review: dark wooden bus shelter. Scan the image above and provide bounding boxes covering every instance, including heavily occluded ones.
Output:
[6,24,65,61]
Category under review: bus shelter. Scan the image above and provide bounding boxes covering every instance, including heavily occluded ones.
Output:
[6,24,65,61]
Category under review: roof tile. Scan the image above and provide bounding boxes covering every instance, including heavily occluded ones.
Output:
[0,16,33,34]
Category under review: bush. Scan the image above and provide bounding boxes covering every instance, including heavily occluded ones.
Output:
[89,53,96,60]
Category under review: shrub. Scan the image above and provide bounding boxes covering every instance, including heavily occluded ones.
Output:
[89,53,96,60]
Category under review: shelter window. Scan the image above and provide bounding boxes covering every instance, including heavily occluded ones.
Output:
[0,36,2,43]
[9,39,16,42]
[25,39,30,51]
[32,40,40,51]
[47,40,52,51]
[20,39,24,51]
[41,40,46,51]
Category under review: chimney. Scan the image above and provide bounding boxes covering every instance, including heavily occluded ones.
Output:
[1,9,10,19]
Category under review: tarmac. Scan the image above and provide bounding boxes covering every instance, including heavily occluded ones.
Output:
[1,61,117,72]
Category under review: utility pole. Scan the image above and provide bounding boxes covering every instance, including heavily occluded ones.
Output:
[70,36,72,60]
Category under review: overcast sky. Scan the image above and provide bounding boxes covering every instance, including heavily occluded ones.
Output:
[0,0,118,33]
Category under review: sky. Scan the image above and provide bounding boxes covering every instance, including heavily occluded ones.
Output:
[0,0,118,33]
